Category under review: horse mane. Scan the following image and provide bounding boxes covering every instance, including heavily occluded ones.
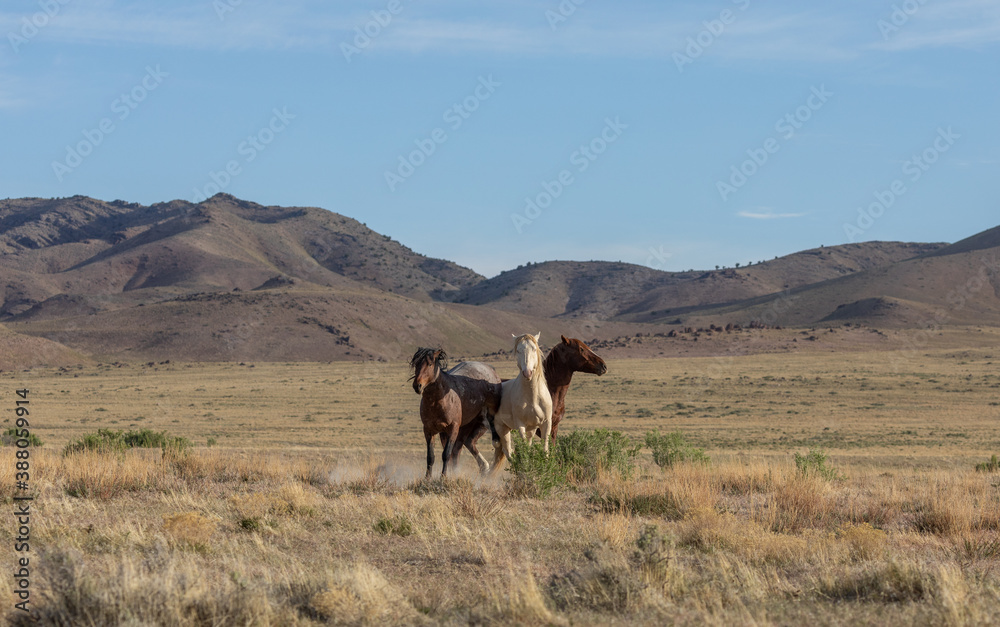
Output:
[409,347,447,376]
[513,333,540,351]
[513,334,545,384]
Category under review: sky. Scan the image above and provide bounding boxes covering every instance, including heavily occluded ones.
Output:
[1,0,998,277]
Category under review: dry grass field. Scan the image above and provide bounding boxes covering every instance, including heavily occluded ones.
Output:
[3,337,1000,625]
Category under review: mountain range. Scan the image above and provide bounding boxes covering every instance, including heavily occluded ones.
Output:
[1,194,997,365]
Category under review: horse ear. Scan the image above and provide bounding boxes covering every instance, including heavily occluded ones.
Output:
[561,335,570,344]
[511,333,517,338]
[534,332,541,342]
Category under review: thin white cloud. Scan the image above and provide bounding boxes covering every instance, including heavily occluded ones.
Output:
[0,1,995,59]
[0,2,864,61]
[870,0,1000,51]
[738,210,806,220]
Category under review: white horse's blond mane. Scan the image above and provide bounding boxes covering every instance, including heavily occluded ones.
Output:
[490,332,554,474]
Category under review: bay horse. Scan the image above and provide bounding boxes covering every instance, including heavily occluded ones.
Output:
[410,348,502,479]
[489,333,553,475]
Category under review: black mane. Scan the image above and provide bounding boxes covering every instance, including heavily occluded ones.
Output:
[409,347,447,372]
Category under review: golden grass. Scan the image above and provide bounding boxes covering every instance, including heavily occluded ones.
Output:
[3,346,1000,624]
[163,511,217,548]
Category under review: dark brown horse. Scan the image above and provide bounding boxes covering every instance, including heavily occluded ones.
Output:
[410,348,502,479]
[537,335,607,440]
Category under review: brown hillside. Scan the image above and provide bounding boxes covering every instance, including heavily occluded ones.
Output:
[0,324,91,370]
[673,239,1000,328]
[3,194,996,362]
[0,194,482,319]
[450,242,943,321]
[3,285,648,363]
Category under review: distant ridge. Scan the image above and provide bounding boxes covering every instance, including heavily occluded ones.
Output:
[1,194,997,363]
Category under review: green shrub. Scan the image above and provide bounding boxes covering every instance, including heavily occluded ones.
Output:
[794,448,843,481]
[507,429,641,498]
[508,440,566,499]
[555,429,641,482]
[64,428,191,455]
[588,490,683,519]
[239,517,262,532]
[975,454,1000,473]
[2,427,42,447]
[644,430,709,468]
[373,515,413,537]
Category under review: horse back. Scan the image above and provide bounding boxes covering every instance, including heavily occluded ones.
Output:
[448,361,501,384]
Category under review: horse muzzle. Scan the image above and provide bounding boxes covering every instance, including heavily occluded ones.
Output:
[522,368,534,380]
[413,381,424,395]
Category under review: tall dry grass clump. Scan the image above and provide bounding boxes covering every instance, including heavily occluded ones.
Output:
[309,562,422,625]
[14,549,288,626]
[162,511,217,549]
[59,449,166,499]
[489,570,563,626]
[757,475,835,533]
[589,463,718,520]
[168,448,287,483]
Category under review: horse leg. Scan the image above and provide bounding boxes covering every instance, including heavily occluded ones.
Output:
[487,408,501,448]
[465,413,490,475]
[501,429,514,463]
[441,425,460,478]
[490,422,511,476]
[424,432,435,480]
[439,432,450,478]
[451,427,465,468]
[542,415,553,455]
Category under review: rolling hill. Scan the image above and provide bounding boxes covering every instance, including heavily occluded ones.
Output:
[672,229,1000,329]
[0,194,996,364]
[0,194,481,319]
[446,241,945,321]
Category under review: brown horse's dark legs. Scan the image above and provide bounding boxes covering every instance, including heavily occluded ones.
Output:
[440,432,456,478]
[425,433,435,479]
[486,411,500,447]
[464,418,490,475]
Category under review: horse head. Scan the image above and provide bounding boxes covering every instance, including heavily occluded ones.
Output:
[410,347,447,394]
[556,335,608,376]
[512,332,543,381]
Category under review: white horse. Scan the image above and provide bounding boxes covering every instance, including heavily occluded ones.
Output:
[490,333,553,474]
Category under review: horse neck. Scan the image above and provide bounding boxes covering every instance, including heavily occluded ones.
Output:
[422,369,453,400]
[543,347,575,390]
[525,353,548,392]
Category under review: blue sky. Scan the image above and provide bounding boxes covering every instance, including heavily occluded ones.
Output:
[1,0,998,277]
